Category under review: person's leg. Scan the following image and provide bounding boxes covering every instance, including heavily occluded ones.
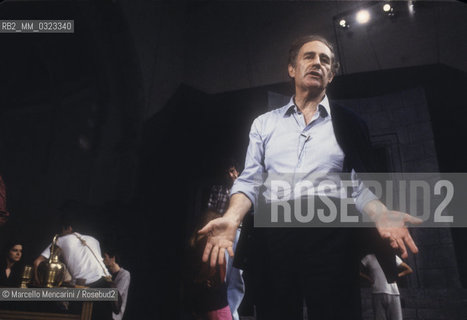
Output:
[301,228,362,320]
[87,277,114,320]
[225,228,245,320]
[386,295,402,320]
[303,265,361,319]
[252,228,304,320]
[372,294,387,320]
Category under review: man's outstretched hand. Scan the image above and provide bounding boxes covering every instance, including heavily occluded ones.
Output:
[365,200,423,259]
[198,216,238,267]
[374,209,422,259]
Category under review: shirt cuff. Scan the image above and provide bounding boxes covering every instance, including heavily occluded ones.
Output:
[230,183,257,208]
[354,187,378,213]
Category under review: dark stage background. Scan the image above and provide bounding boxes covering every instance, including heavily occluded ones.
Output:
[1,1,467,319]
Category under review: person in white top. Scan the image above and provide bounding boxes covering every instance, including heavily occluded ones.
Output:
[361,254,413,320]
[33,206,116,320]
[34,226,109,285]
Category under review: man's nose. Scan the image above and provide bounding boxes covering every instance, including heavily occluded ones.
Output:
[310,58,321,68]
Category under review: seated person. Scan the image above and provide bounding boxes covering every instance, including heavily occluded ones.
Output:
[0,241,24,287]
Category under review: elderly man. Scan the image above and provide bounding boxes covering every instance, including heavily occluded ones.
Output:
[199,35,421,320]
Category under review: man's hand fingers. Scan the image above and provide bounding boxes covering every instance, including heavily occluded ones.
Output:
[404,233,419,254]
[202,242,213,263]
[218,248,226,266]
[197,216,237,267]
[403,214,423,225]
[396,238,408,259]
[210,245,219,268]
[227,246,234,258]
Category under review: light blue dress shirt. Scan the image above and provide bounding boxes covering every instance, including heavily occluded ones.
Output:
[230,96,377,213]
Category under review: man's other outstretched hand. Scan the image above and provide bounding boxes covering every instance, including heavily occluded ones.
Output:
[365,200,423,259]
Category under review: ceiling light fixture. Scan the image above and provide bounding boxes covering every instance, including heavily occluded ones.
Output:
[356,9,370,24]
[338,19,350,29]
[383,3,395,17]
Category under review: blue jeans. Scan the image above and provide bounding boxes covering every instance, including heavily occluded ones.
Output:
[225,227,245,320]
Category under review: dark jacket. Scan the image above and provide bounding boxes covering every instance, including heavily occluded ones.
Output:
[0,260,24,287]
[332,102,399,283]
[330,102,375,173]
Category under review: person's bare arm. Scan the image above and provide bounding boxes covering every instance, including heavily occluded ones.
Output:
[198,193,252,267]
[363,199,422,259]
[398,261,413,277]
[359,271,374,285]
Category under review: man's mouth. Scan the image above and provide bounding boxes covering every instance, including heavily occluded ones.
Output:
[307,71,322,78]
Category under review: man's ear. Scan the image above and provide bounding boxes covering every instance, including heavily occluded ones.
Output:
[288,64,296,79]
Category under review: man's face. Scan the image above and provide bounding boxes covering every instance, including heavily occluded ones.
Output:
[227,166,239,182]
[288,41,335,94]
[103,253,114,267]
[8,244,22,263]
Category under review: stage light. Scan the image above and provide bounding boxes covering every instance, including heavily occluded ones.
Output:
[383,3,395,17]
[356,10,370,24]
[338,19,350,29]
[408,1,415,15]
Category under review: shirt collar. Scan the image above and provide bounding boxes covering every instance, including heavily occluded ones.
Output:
[283,95,331,118]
